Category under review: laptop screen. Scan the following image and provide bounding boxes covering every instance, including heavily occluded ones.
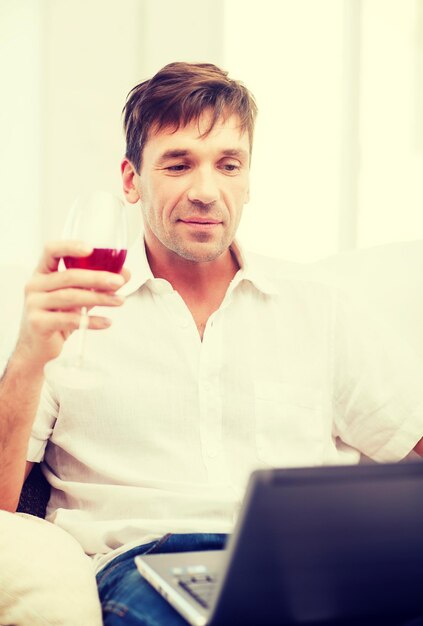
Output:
[211,461,423,625]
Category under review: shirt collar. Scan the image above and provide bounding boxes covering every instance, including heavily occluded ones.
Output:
[118,233,154,296]
[120,232,279,297]
[230,240,279,296]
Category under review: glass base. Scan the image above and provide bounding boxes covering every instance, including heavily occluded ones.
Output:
[44,357,106,389]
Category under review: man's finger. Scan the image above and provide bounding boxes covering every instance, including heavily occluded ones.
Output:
[36,240,93,274]
[25,310,112,335]
[28,289,125,312]
[27,268,125,294]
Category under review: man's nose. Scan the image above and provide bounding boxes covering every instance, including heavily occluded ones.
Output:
[187,168,219,206]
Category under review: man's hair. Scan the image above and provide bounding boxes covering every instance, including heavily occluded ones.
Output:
[122,61,258,173]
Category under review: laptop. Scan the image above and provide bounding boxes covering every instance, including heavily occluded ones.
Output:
[135,461,423,626]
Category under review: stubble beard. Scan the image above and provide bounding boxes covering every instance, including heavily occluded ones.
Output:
[165,230,231,263]
[143,202,239,263]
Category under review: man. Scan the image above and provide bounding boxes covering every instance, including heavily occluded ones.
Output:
[1,62,423,625]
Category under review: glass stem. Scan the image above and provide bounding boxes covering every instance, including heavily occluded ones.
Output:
[76,306,89,368]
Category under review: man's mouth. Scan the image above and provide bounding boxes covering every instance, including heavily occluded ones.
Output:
[178,217,222,227]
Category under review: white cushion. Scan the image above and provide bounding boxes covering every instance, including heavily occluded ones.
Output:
[0,511,102,626]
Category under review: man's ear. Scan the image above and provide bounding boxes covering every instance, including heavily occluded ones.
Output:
[121,158,141,204]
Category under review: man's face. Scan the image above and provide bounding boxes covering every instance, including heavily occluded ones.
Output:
[123,111,251,264]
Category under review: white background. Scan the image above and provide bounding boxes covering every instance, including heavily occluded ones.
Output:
[1,0,423,266]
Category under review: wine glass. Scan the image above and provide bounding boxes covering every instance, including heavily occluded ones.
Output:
[44,191,128,388]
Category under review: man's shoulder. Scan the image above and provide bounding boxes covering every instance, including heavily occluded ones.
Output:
[245,249,299,274]
[244,249,340,298]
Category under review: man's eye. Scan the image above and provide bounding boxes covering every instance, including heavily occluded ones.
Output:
[221,163,240,173]
[166,164,188,172]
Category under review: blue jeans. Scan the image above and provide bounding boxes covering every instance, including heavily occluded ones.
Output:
[96,533,227,626]
[96,532,423,626]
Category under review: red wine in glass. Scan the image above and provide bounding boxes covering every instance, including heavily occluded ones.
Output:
[44,191,128,388]
[63,248,127,273]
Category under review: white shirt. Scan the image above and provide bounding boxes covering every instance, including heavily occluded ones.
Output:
[27,236,423,572]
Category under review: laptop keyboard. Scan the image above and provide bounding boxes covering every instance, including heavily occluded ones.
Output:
[171,565,217,609]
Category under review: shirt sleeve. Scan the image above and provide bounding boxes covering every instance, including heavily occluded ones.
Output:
[331,291,423,462]
[27,379,59,462]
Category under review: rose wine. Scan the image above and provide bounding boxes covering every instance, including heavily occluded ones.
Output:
[63,248,127,273]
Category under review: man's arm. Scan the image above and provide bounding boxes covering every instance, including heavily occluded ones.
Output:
[0,355,44,511]
[0,241,127,511]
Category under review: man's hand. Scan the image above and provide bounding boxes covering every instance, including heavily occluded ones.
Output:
[14,241,129,369]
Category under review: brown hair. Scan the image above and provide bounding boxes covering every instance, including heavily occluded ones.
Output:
[122,62,258,173]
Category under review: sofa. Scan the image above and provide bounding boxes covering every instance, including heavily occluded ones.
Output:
[17,462,50,518]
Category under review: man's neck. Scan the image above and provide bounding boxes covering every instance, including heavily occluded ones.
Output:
[144,240,240,339]
[145,242,239,297]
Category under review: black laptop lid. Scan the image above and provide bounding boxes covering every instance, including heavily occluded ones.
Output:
[210,461,423,626]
